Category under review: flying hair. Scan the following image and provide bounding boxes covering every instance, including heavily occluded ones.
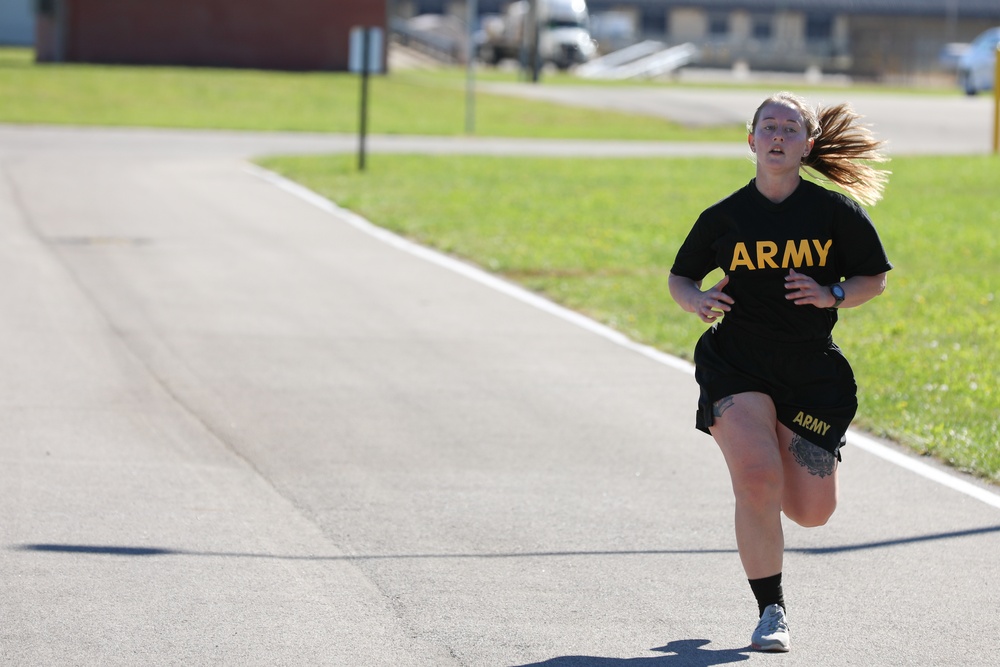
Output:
[749,92,890,206]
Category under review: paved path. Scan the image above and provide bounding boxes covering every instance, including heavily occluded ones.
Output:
[0,121,998,666]
[481,84,999,156]
[0,123,748,158]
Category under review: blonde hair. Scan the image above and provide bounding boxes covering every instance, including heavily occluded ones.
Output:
[749,92,890,206]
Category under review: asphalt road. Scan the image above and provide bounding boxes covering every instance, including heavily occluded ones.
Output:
[481,83,999,156]
[1,97,998,667]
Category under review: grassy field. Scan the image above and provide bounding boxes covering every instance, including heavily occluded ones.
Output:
[0,47,735,140]
[2,47,996,480]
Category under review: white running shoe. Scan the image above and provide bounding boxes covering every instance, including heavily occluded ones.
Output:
[751,604,790,652]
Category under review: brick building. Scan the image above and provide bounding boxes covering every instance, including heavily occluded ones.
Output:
[35,0,387,71]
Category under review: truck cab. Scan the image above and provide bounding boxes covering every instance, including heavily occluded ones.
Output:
[479,0,597,70]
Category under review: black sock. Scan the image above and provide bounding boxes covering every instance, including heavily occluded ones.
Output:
[748,573,785,617]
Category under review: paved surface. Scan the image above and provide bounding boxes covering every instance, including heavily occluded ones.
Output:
[481,84,999,156]
[0,108,998,666]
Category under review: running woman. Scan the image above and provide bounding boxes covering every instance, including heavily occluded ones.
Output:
[668,92,892,652]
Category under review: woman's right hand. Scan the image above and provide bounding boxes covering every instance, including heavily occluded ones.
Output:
[693,275,733,323]
[670,273,734,323]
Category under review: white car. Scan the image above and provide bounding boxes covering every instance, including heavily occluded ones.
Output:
[957,27,1000,95]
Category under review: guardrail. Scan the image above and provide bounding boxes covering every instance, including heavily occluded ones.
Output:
[575,41,667,78]
[389,17,461,64]
[577,42,698,80]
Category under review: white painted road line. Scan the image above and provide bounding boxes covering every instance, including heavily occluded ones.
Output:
[247,163,1000,512]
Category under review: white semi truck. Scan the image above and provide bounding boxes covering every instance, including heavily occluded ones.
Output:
[478,0,597,71]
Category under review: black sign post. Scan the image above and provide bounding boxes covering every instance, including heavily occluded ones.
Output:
[349,27,384,171]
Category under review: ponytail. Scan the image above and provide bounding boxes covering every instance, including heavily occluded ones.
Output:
[750,92,890,206]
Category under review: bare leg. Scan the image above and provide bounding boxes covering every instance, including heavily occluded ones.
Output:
[709,392,784,579]
[777,424,839,527]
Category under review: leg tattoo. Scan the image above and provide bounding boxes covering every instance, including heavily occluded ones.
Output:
[713,395,736,419]
[788,434,836,478]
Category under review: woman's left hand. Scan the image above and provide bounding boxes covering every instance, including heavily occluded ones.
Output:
[784,269,833,308]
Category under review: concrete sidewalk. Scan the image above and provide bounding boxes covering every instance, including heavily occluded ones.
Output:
[0,125,997,666]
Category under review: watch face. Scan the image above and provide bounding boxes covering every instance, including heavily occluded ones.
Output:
[832,284,846,299]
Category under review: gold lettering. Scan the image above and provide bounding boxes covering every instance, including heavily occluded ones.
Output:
[782,239,812,268]
[733,239,832,270]
[793,411,832,437]
[730,243,755,271]
[812,239,833,267]
[757,241,779,269]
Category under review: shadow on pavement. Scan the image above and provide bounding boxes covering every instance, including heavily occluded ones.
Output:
[11,524,1000,561]
[514,639,750,666]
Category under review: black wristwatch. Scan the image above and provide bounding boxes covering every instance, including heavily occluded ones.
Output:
[829,283,846,309]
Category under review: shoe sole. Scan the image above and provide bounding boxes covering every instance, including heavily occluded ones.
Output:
[752,641,790,653]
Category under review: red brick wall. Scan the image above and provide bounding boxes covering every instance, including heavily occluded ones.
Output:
[41,0,385,71]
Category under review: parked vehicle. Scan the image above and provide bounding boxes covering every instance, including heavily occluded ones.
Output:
[957,27,1000,95]
[478,0,597,70]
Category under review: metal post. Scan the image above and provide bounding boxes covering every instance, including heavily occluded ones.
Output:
[993,44,1000,154]
[359,27,370,171]
[465,0,477,134]
[518,1,531,80]
[530,0,541,83]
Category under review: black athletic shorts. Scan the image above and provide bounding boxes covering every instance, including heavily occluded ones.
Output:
[692,324,857,458]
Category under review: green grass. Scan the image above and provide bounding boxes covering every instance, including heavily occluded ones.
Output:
[0,47,734,140]
[257,152,1000,482]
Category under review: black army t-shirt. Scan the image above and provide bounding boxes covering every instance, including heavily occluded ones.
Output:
[671,178,893,343]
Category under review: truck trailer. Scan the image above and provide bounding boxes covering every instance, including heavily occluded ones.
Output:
[478,0,597,70]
